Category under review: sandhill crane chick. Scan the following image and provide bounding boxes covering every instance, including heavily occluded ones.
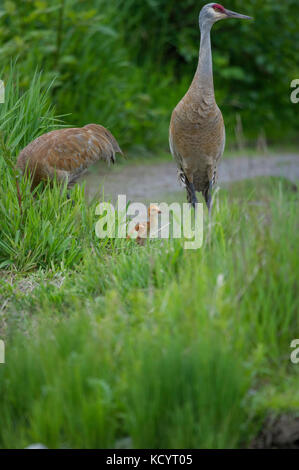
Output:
[128,204,162,246]
[169,3,252,214]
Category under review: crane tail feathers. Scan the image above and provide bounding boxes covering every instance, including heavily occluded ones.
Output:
[83,124,123,164]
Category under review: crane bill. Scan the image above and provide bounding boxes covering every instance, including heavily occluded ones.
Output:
[225,9,253,20]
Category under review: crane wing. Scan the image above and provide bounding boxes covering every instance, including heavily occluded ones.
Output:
[16,124,122,187]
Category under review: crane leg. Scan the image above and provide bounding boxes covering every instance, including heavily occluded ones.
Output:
[185,180,198,209]
[180,170,198,208]
[204,181,213,217]
[66,191,75,207]
[190,183,198,209]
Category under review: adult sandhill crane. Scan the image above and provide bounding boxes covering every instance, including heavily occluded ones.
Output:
[169,3,252,213]
[17,124,122,190]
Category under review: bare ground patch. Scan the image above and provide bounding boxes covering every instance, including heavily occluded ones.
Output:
[83,153,299,202]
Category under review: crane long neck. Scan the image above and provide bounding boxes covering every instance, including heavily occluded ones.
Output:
[193,23,214,95]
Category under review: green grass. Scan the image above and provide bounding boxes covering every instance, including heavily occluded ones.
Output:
[0,65,298,449]
[0,64,60,158]
[0,176,298,448]
[0,64,96,271]
[0,168,97,271]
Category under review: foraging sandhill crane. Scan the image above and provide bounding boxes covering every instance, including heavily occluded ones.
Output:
[169,3,252,213]
[127,204,161,246]
[17,124,122,190]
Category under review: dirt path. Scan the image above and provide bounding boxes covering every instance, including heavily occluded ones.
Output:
[84,153,299,202]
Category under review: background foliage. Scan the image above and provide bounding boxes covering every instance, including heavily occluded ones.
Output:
[0,0,298,151]
[0,2,298,449]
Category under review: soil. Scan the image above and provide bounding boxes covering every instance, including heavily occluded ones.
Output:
[251,414,299,449]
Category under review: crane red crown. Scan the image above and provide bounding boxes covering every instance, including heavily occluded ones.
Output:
[212,4,225,12]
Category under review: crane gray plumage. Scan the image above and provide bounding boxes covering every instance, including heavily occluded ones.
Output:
[169,3,253,214]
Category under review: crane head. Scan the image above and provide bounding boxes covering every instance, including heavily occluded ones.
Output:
[199,3,253,27]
